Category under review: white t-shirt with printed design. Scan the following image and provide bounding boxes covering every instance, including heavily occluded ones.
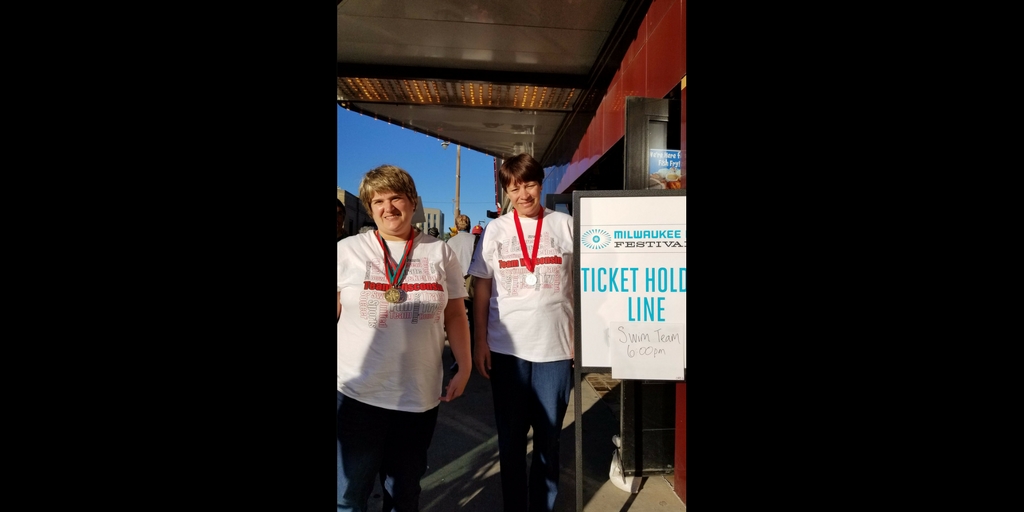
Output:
[337,230,467,413]
[468,208,574,363]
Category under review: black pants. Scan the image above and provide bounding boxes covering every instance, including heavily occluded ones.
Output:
[337,392,439,512]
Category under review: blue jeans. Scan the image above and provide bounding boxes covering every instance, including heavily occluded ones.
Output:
[489,352,573,512]
[337,391,439,512]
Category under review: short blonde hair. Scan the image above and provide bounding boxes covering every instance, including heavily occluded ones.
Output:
[358,165,420,214]
[455,214,471,230]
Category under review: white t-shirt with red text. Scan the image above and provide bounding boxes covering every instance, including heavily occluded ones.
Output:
[337,230,467,412]
[468,208,574,362]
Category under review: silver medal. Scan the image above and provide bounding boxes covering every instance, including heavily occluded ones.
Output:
[525,273,537,285]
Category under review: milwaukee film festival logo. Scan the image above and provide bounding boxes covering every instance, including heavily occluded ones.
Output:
[582,229,612,250]
[583,228,686,250]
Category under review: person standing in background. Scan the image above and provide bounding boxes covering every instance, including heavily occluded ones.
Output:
[447,214,475,277]
[337,198,349,242]
[446,214,479,373]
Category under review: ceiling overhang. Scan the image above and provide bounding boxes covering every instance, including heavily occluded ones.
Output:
[338,0,653,168]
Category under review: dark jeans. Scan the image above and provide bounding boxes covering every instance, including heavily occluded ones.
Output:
[337,391,439,512]
[489,352,573,512]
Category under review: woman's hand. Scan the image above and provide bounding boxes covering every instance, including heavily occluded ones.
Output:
[442,298,472,400]
[474,340,492,379]
[440,366,471,402]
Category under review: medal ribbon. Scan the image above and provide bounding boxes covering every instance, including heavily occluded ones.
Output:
[375,230,415,289]
[513,208,544,273]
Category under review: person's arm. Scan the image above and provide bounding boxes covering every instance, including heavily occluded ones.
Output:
[441,298,472,401]
[472,277,492,379]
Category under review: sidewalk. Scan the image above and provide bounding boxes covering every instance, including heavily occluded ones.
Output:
[364,345,686,512]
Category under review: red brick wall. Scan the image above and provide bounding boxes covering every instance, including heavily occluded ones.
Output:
[557,0,686,192]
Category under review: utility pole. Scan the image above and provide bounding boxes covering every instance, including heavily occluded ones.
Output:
[454,144,461,219]
[442,140,462,221]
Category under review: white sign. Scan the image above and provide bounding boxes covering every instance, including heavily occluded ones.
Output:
[577,194,686,379]
[609,322,685,380]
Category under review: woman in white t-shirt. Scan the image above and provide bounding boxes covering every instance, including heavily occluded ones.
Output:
[468,153,574,512]
[337,165,472,512]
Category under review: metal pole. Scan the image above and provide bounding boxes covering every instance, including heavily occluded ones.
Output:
[454,145,461,219]
[575,368,583,512]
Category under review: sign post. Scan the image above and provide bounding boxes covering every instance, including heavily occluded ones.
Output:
[573,189,685,511]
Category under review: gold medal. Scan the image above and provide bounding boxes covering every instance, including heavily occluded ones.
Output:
[376,230,415,305]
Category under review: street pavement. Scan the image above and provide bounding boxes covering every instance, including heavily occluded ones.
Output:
[363,344,686,512]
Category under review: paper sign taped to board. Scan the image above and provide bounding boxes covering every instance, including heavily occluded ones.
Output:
[577,194,685,369]
[608,322,686,380]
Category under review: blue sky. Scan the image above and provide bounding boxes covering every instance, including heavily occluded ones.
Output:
[337,105,498,232]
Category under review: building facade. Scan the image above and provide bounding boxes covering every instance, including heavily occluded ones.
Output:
[418,207,443,234]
